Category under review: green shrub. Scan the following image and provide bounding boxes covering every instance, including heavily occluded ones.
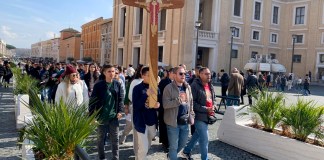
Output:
[240,89,285,132]
[11,67,39,95]
[281,99,324,142]
[19,89,98,159]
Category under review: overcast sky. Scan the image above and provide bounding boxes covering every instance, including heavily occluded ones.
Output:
[0,0,113,48]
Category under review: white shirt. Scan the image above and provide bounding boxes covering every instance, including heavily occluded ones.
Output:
[128,78,143,102]
[55,80,89,106]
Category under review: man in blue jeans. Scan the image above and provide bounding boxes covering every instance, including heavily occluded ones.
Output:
[89,64,124,160]
[163,66,194,160]
[182,67,216,160]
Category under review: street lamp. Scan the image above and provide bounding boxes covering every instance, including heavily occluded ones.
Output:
[291,34,297,74]
[229,26,237,73]
[195,21,202,66]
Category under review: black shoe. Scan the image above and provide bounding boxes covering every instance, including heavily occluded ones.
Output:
[181,151,192,160]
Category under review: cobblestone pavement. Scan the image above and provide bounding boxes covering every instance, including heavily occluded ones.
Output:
[0,86,21,160]
[2,83,324,160]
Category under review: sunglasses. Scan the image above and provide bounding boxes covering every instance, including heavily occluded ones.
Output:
[178,72,186,76]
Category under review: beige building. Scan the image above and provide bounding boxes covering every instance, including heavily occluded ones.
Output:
[113,0,324,81]
[111,0,220,70]
[31,42,41,57]
[218,0,324,81]
[31,38,60,61]
[100,18,113,65]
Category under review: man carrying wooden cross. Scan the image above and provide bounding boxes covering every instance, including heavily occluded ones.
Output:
[122,1,184,159]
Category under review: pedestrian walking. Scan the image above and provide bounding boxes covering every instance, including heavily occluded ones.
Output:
[132,66,160,160]
[54,65,89,106]
[303,78,311,96]
[84,64,100,95]
[162,66,194,160]
[128,64,144,157]
[240,71,246,105]
[89,64,124,160]
[182,67,216,160]
[0,60,5,87]
[245,69,259,105]
[219,69,229,97]
[227,68,244,106]
[3,61,13,88]
[280,75,287,92]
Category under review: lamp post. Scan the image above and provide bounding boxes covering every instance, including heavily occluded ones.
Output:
[291,34,297,74]
[195,21,202,66]
[229,26,237,73]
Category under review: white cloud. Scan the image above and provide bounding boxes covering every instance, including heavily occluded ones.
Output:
[1,25,18,39]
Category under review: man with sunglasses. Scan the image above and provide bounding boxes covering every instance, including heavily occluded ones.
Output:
[182,67,216,160]
[89,64,124,160]
[163,66,194,160]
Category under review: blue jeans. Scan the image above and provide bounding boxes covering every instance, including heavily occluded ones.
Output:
[41,88,49,102]
[226,95,240,106]
[167,124,189,160]
[183,120,209,160]
[97,119,119,160]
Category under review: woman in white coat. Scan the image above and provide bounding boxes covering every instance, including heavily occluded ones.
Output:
[55,65,89,106]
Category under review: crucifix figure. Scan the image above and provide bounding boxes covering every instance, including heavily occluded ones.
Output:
[122,0,185,108]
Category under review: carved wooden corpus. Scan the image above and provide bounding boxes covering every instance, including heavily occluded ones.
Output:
[122,0,184,107]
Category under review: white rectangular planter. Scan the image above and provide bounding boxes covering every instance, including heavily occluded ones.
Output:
[217,106,324,160]
[16,94,32,129]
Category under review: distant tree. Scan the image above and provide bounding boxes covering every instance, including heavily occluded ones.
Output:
[82,57,93,62]
[6,44,16,50]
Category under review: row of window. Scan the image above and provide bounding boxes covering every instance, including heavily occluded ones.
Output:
[231,50,302,63]
[233,28,305,44]
[119,7,166,37]
[233,0,306,25]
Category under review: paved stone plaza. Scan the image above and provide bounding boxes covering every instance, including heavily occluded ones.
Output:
[0,83,323,159]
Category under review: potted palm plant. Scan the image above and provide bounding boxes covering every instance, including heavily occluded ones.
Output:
[11,67,40,129]
[19,89,98,159]
[217,90,324,160]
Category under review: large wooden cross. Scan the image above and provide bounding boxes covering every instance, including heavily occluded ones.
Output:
[122,0,185,108]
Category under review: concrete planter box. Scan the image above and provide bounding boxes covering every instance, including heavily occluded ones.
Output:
[16,94,32,129]
[217,106,324,160]
[22,115,35,160]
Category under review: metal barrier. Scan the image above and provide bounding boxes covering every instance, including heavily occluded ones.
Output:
[215,95,240,115]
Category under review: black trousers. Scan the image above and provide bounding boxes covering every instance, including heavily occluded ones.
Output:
[221,86,228,97]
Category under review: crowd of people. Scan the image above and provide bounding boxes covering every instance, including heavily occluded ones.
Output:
[1,58,314,159]
[7,60,217,160]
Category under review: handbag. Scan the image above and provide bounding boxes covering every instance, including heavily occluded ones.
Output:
[188,113,194,125]
[207,114,217,125]
[177,114,189,125]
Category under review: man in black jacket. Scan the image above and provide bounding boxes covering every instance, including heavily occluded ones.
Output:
[89,64,124,160]
[245,69,259,105]
[182,67,216,160]
[219,69,229,96]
